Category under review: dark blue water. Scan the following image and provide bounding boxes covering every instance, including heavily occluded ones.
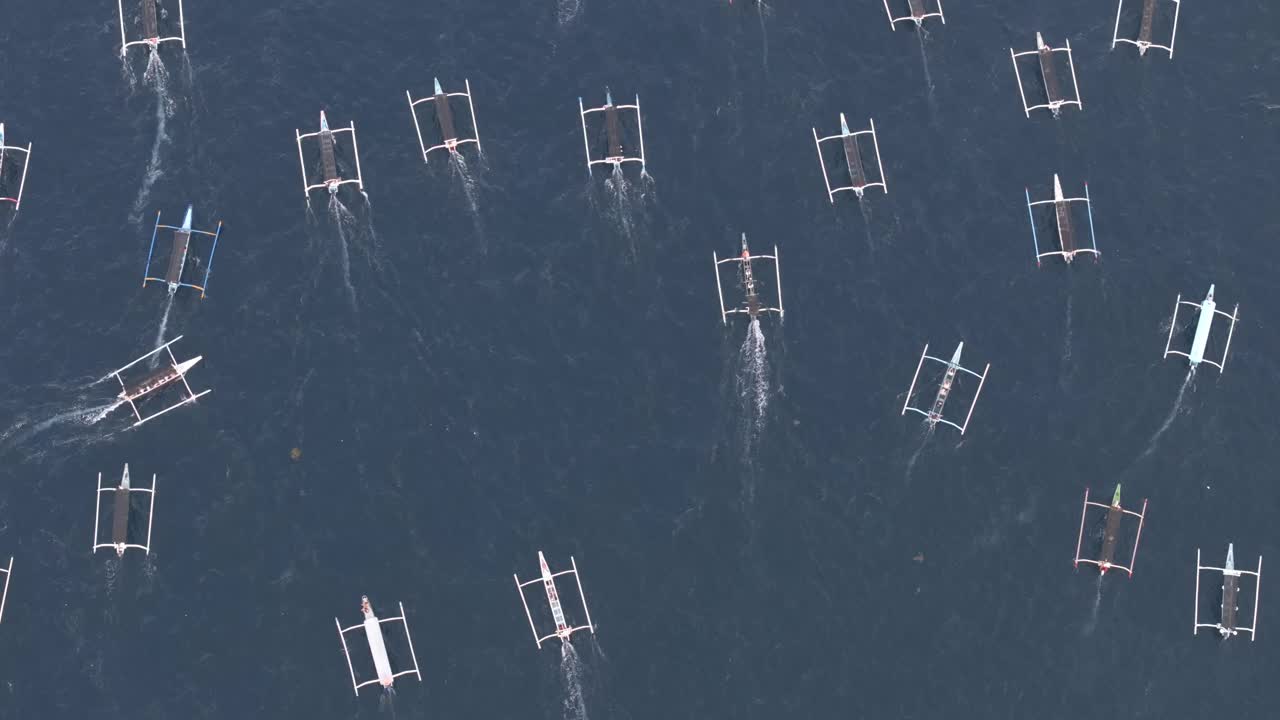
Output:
[1,1,1278,718]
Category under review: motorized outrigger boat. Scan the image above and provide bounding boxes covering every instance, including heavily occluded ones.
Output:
[901,342,990,435]
[514,551,596,649]
[1195,544,1262,640]
[713,234,784,325]
[406,77,482,163]
[142,205,223,298]
[117,0,187,58]
[335,596,423,695]
[578,88,647,176]
[107,335,210,427]
[295,111,365,200]
[92,464,157,557]
[1073,484,1147,577]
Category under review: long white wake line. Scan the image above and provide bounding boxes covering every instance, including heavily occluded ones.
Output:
[150,294,175,368]
[451,153,482,217]
[738,318,770,433]
[604,166,635,239]
[328,195,359,308]
[1138,369,1193,461]
[1082,575,1104,636]
[131,48,175,224]
[558,0,583,28]
[561,641,589,720]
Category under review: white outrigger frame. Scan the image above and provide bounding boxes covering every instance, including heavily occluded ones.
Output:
[295,112,365,199]
[812,114,887,202]
[1024,174,1099,266]
[109,334,210,427]
[1195,545,1261,641]
[901,342,989,435]
[1111,0,1181,58]
[1010,33,1083,117]
[406,78,482,163]
[1072,485,1147,577]
[883,0,945,30]
[1163,285,1239,374]
[578,90,646,175]
[0,556,10,624]
[713,234,783,325]
[514,551,595,649]
[92,465,156,557]
[117,0,187,58]
[336,596,423,695]
[0,123,32,212]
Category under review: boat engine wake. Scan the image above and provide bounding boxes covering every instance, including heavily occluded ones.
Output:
[736,318,770,451]
[131,48,176,225]
[560,641,590,720]
[1138,369,1193,461]
[328,194,359,309]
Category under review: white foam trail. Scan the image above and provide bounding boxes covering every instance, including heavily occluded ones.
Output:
[917,26,936,97]
[737,318,770,436]
[104,556,120,597]
[904,428,933,481]
[603,166,635,239]
[1082,575,1103,635]
[328,195,358,308]
[1139,370,1193,461]
[150,295,175,368]
[560,641,589,720]
[131,49,174,224]
[451,153,482,216]
[0,400,123,451]
[757,2,771,70]
[557,0,583,27]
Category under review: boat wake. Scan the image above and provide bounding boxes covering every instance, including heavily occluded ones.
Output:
[904,427,933,482]
[1082,575,1104,636]
[328,195,359,309]
[131,48,176,225]
[603,166,638,242]
[451,153,486,241]
[150,294,175,368]
[561,641,589,720]
[557,0,583,28]
[0,398,124,459]
[736,318,770,451]
[1137,370,1193,462]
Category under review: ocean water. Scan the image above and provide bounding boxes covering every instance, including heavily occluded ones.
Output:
[0,1,1278,718]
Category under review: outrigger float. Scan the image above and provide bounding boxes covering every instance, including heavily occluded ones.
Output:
[578,89,647,176]
[1163,285,1239,374]
[900,342,989,435]
[1024,174,1099,266]
[812,113,887,202]
[406,78,482,163]
[295,111,365,200]
[92,465,157,557]
[882,0,945,30]
[1073,484,1147,577]
[0,123,33,213]
[1195,544,1261,641]
[1010,33,1083,117]
[335,596,423,695]
[514,551,595,649]
[108,335,210,427]
[1111,0,1181,58]
[142,205,222,298]
[0,556,10,625]
[117,0,186,58]
[713,233,783,325]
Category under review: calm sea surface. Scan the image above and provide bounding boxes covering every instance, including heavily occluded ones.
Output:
[1,1,1278,718]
